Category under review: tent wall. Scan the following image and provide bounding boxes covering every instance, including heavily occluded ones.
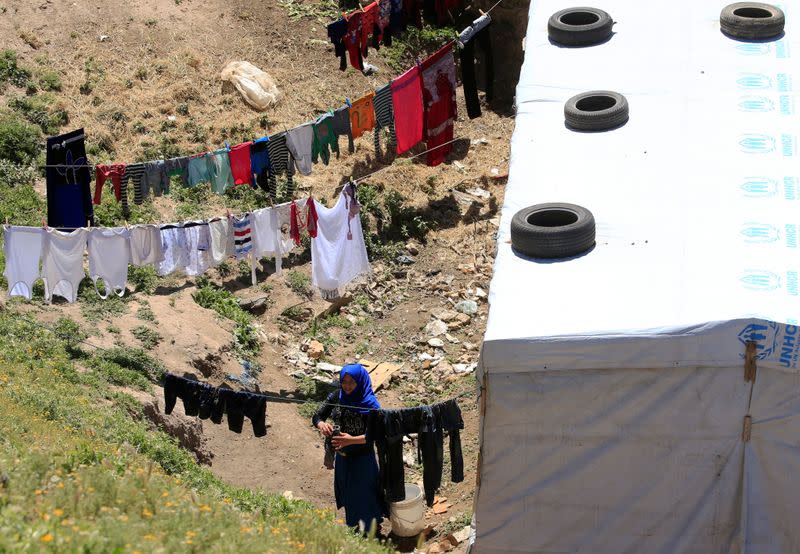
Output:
[472,366,800,553]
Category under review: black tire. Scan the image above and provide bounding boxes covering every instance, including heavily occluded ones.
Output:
[548,7,613,46]
[564,90,628,131]
[511,203,595,259]
[720,2,784,40]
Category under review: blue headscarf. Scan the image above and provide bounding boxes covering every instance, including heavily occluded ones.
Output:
[338,363,381,414]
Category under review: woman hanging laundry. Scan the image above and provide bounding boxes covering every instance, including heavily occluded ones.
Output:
[313,364,387,534]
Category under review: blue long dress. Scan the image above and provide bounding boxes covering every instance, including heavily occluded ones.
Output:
[313,388,386,532]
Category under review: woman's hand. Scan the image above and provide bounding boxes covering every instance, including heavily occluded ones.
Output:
[331,433,366,449]
[331,432,353,449]
[317,421,334,436]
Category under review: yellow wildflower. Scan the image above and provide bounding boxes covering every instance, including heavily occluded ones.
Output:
[117,514,128,522]
[34,489,43,496]
[161,491,169,497]
[40,534,54,543]
[184,539,193,545]
[185,531,196,538]
[240,527,252,533]
[296,544,305,551]
[52,508,64,517]
[56,482,64,489]
[198,504,212,513]
[142,509,153,518]
[71,525,80,532]
[143,534,157,541]
[41,513,50,521]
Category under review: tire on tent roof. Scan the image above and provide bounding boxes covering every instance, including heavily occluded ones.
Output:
[547,7,613,46]
[510,203,595,259]
[720,2,784,40]
[564,90,628,131]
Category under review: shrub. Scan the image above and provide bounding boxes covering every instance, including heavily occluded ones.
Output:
[0,112,40,164]
[7,94,68,134]
[129,265,161,294]
[192,282,260,358]
[37,69,62,91]
[0,49,32,89]
[131,325,162,350]
[286,270,312,297]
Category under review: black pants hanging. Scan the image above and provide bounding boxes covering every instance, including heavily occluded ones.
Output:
[459,26,494,119]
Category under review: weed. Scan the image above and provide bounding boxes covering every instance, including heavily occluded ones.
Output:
[184,119,207,143]
[353,341,370,357]
[216,260,234,277]
[78,282,129,322]
[172,182,213,220]
[136,303,157,322]
[7,94,69,134]
[176,102,189,116]
[0,112,40,164]
[86,346,164,389]
[0,159,36,188]
[278,0,340,20]
[131,325,162,350]
[93,185,159,226]
[37,69,62,91]
[132,121,147,134]
[192,282,260,358]
[223,181,272,213]
[128,265,160,294]
[0,50,32,89]
[52,316,87,355]
[160,119,177,132]
[286,270,312,297]
[381,24,457,71]
[107,325,121,335]
[145,18,158,27]
[134,66,148,81]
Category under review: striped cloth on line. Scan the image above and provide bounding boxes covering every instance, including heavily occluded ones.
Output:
[232,213,252,258]
[373,83,397,159]
[124,163,146,205]
[265,132,295,199]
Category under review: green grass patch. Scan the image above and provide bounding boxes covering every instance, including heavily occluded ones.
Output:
[128,265,161,294]
[78,282,130,322]
[7,94,68,134]
[0,309,389,552]
[131,325,162,350]
[0,49,32,90]
[0,111,41,165]
[380,24,458,71]
[286,269,312,298]
[37,69,62,91]
[192,279,260,359]
[136,303,157,322]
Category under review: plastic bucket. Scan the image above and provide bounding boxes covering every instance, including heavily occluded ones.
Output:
[389,483,426,537]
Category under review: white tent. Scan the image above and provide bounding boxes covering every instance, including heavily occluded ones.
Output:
[471,0,800,552]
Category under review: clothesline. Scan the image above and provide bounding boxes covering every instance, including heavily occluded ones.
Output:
[14,311,471,412]
[33,0,506,174]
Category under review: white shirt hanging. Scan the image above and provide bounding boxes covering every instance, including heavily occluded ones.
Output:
[3,225,44,300]
[310,188,371,300]
[88,227,132,298]
[43,228,88,303]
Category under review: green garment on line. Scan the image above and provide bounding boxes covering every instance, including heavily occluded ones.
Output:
[187,154,211,188]
[312,114,340,166]
[208,148,234,194]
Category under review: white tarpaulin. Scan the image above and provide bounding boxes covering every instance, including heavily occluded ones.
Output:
[472,0,800,552]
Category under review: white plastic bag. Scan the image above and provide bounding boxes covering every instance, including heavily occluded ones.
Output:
[220,61,280,111]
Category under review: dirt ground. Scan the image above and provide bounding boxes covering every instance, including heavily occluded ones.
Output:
[1,0,515,550]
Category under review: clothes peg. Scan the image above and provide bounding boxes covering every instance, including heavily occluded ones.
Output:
[224,141,231,152]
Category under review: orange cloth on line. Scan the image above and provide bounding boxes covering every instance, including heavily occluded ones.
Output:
[349,92,376,140]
